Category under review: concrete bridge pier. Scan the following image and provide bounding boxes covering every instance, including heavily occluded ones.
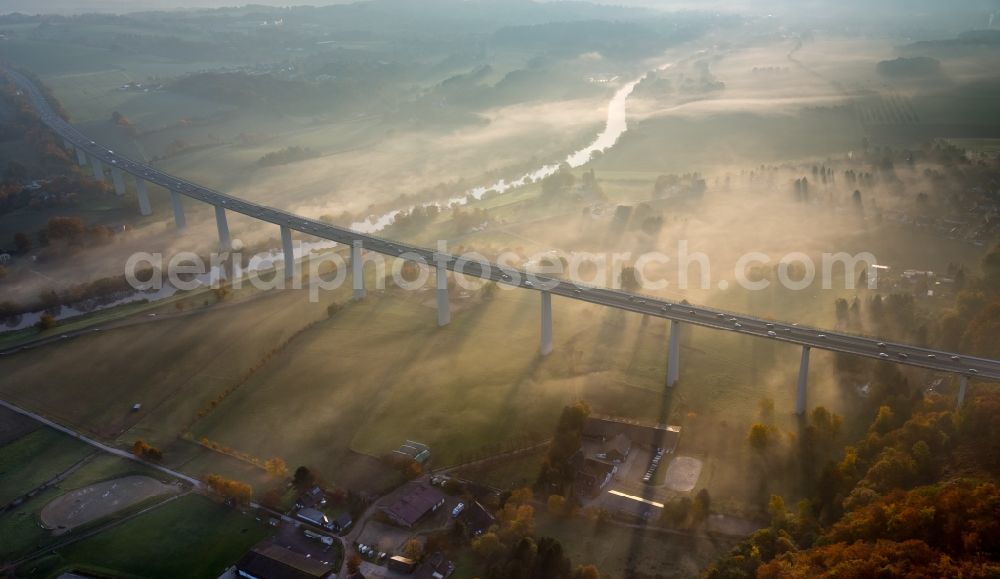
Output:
[796,346,811,416]
[75,147,87,166]
[135,179,152,216]
[170,191,187,231]
[214,205,231,251]
[280,225,295,280]
[436,262,450,327]
[667,320,681,386]
[110,167,126,196]
[540,290,553,356]
[352,241,365,300]
[90,157,104,182]
[957,375,969,410]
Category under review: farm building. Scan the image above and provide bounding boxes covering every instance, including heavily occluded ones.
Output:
[574,456,617,498]
[462,501,496,537]
[394,440,431,463]
[388,555,417,573]
[583,415,681,452]
[235,543,336,579]
[296,507,332,530]
[600,433,632,462]
[415,551,456,579]
[332,513,353,532]
[295,486,327,509]
[381,483,446,527]
[605,489,663,523]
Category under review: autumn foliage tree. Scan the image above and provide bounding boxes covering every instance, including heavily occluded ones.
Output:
[206,474,252,505]
[132,439,163,461]
[264,457,288,477]
[705,388,1000,579]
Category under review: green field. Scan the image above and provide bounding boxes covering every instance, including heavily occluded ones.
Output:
[454,447,547,491]
[0,428,93,505]
[0,287,337,444]
[18,494,271,579]
[0,426,179,563]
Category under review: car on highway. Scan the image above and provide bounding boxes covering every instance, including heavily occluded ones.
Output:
[767,331,777,337]
[452,503,466,517]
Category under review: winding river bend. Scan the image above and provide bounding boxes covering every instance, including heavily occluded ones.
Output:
[349,63,671,233]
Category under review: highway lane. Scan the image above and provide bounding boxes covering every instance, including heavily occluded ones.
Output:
[5,66,999,381]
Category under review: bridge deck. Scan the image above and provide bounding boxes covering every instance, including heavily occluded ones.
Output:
[5,66,998,381]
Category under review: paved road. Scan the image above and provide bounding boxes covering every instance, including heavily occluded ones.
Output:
[0,398,202,487]
[5,66,999,380]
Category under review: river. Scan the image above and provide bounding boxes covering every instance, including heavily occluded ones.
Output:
[349,63,671,233]
[2,63,668,332]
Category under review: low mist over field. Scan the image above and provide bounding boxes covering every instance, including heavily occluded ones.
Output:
[0,0,998,578]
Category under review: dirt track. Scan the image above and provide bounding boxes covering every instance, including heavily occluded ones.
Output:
[39,475,180,534]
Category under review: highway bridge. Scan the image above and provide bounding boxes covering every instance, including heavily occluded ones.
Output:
[5,66,998,414]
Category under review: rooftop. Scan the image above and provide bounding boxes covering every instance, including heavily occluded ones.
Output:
[583,415,681,450]
[415,551,455,579]
[382,484,446,527]
[236,543,336,579]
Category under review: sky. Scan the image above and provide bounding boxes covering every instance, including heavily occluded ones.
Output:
[0,0,997,26]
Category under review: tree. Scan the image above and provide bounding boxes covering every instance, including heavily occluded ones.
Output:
[748,423,775,453]
[547,494,568,517]
[693,488,711,523]
[293,465,315,489]
[264,457,288,477]
[35,313,57,331]
[346,553,362,574]
[767,495,787,528]
[873,405,895,434]
[206,474,252,505]
[132,439,163,461]
[537,401,591,493]
[402,538,424,560]
[473,531,504,561]
[260,487,284,509]
[46,216,86,244]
